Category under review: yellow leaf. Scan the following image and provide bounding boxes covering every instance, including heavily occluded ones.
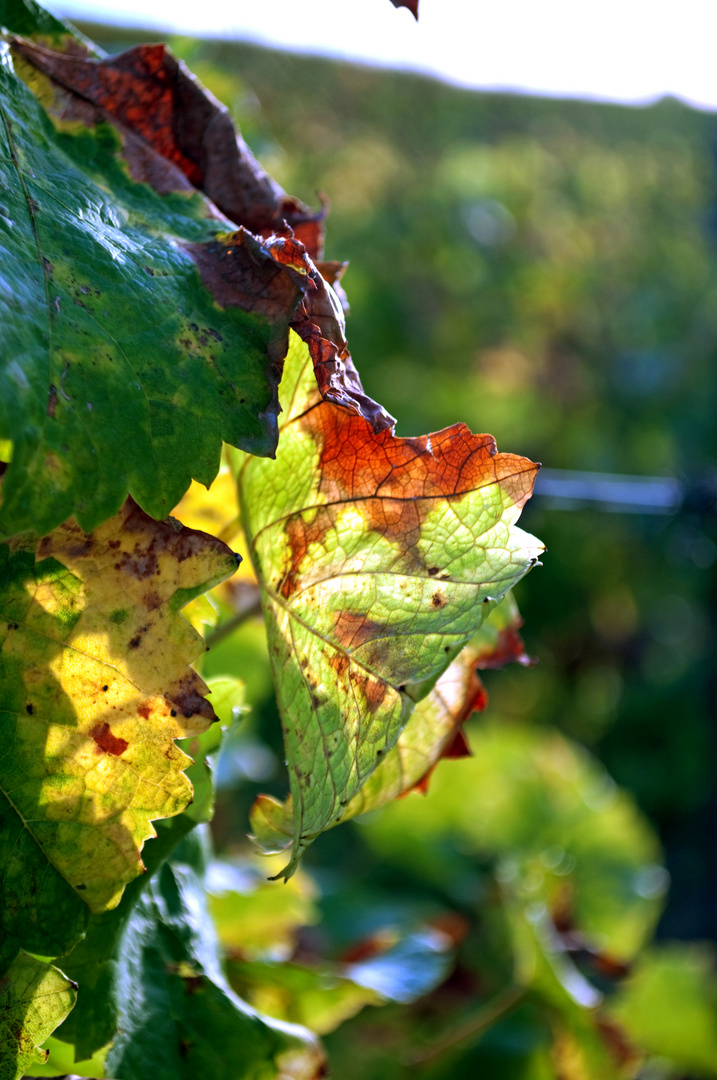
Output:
[0,499,239,912]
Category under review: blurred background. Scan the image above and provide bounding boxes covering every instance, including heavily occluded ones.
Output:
[53,5,717,1075]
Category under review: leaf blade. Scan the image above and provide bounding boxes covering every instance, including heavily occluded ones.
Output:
[0,951,76,1080]
[0,499,238,915]
[239,332,543,875]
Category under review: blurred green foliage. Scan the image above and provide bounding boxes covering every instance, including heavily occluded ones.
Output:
[72,23,717,1077]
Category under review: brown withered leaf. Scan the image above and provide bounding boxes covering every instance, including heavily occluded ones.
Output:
[187,230,395,433]
[10,37,325,257]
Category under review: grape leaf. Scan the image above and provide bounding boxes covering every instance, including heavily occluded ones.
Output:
[238,331,543,876]
[0,0,76,44]
[0,498,238,918]
[343,591,532,812]
[50,815,200,1061]
[10,34,326,258]
[103,829,326,1080]
[0,29,394,542]
[608,944,717,1075]
[13,36,395,435]
[250,593,529,852]
[0,951,76,1080]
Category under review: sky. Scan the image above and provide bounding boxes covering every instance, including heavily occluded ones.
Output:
[51,0,717,111]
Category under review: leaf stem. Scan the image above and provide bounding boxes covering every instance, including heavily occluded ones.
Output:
[412,984,527,1068]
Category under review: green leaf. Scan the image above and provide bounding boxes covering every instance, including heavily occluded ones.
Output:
[0,499,238,927]
[361,722,664,960]
[0,21,394,540]
[237,331,543,875]
[0,788,89,967]
[0,951,76,1080]
[227,928,453,1040]
[608,943,717,1075]
[0,0,76,43]
[50,814,199,1061]
[227,958,382,1037]
[0,33,299,538]
[22,1033,107,1078]
[342,591,531,817]
[207,856,320,962]
[103,828,325,1080]
[250,592,530,852]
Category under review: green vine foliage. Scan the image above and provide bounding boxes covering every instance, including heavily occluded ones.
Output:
[0,2,713,1078]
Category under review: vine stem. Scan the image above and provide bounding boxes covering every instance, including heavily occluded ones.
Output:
[412,984,527,1069]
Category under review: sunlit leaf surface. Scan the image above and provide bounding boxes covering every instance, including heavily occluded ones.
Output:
[0,22,393,538]
[0,951,76,1080]
[0,499,238,916]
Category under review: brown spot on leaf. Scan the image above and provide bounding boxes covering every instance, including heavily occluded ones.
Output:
[46,384,58,418]
[350,670,389,714]
[89,721,129,756]
[279,506,333,598]
[334,610,384,650]
[166,671,216,721]
[328,653,350,678]
[431,590,446,609]
[115,549,158,579]
[136,702,152,719]
[143,588,162,611]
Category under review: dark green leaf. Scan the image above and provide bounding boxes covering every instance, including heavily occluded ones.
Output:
[0,32,298,538]
[103,829,325,1080]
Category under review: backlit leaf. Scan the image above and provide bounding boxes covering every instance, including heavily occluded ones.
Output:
[207,855,320,962]
[0,498,238,918]
[0,951,76,1080]
[608,944,717,1075]
[362,722,665,959]
[238,331,543,875]
[250,593,530,851]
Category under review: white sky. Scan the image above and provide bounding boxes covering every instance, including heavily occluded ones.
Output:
[51,0,717,111]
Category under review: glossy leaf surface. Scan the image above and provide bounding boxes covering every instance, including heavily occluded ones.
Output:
[0,21,393,539]
[0,31,305,538]
[0,499,237,919]
[239,331,542,874]
[104,829,325,1080]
